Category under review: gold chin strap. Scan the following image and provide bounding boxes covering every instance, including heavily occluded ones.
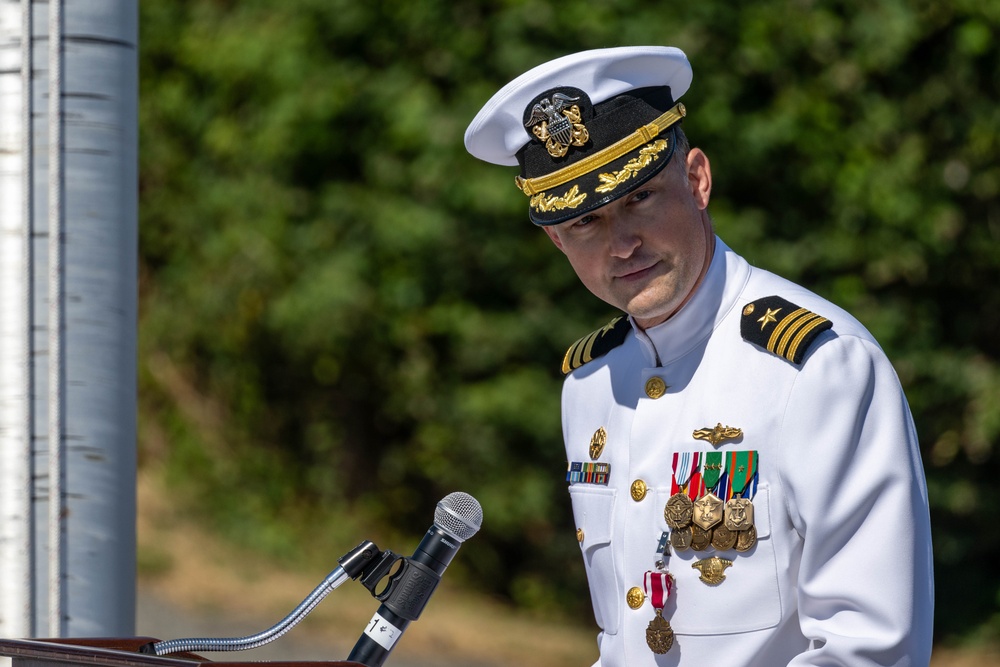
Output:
[515,103,686,196]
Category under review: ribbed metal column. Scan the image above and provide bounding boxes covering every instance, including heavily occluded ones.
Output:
[0,0,137,638]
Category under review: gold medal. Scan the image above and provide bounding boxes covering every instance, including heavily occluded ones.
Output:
[645,609,674,654]
[711,523,738,551]
[669,525,692,550]
[690,524,712,551]
[735,524,758,552]
[724,497,755,531]
[692,492,724,530]
[664,492,694,529]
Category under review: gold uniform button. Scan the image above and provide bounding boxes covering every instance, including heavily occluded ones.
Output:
[630,479,648,502]
[576,528,585,543]
[626,586,645,609]
[645,376,667,399]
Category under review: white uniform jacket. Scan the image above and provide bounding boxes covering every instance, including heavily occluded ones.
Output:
[562,238,933,667]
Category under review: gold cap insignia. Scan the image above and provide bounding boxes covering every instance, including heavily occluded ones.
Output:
[525,93,590,159]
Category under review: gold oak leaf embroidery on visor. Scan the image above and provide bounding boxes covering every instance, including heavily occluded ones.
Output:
[530,184,588,212]
[594,139,669,194]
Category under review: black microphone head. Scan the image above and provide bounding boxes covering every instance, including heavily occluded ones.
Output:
[434,492,483,542]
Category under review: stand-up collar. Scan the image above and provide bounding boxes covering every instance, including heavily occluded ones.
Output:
[630,237,750,366]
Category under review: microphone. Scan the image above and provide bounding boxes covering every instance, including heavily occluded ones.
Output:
[347,492,483,667]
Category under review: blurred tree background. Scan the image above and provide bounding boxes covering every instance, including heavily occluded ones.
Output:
[138,0,1000,649]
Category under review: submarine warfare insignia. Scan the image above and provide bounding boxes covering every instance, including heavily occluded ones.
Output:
[643,570,675,654]
[525,93,590,159]
[692,423,743,448]
[589,427,607,460]
[692,557,733,585]
[741,295,833,365]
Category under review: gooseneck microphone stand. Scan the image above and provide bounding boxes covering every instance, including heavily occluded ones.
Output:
[143,539,397,656]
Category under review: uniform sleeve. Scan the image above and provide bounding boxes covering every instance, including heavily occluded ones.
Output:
[777,334,934,666]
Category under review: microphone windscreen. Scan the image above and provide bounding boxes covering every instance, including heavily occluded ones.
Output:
[434,492,483,542]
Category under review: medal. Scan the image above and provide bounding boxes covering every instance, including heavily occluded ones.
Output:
[724,496,755,531]
[735,524,757,552]
[664,492,694,529]
[646,611,673,654]
[643,570,675,654]
[690,524,712,551]
[669,525,692,550]
[692,492,723,530]
[711,523,738,551]
[724,451,757,532]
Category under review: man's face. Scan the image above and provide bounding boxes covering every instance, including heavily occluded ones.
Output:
[543,148,714,329]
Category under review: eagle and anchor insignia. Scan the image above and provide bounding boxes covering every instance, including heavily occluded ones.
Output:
[525,93,590,158]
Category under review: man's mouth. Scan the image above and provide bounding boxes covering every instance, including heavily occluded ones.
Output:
[615,260,660,281]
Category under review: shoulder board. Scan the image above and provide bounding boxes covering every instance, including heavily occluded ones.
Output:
[562,316,632,375]
[740,296,832,365]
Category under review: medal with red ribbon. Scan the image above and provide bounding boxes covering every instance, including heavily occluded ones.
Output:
[643,570,675,654]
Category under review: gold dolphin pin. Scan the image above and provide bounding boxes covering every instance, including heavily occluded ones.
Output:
[692,423,743,447]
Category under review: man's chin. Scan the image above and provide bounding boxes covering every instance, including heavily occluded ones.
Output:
[622,288,687,329]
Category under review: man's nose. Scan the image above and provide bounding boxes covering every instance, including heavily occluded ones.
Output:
[608,217,641,258]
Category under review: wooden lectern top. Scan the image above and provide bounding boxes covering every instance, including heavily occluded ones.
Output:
[0,638,364,667]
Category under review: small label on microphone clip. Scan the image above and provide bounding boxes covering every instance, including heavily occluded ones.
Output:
[364,612,403,650]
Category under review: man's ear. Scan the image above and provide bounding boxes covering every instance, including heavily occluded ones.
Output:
[686,148,712,210]
[543,225,566,252]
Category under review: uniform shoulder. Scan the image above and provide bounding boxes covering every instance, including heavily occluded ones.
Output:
[739,295,833,366]
[562,315,632,375]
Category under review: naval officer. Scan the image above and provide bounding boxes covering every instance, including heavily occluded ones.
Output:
[464,46,933,666]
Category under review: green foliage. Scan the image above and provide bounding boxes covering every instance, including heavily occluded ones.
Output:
[139,0,1000,638]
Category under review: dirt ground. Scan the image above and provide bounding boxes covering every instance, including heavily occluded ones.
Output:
[137,473,998,667]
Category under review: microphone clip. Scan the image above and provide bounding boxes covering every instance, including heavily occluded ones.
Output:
[358,553,441,622]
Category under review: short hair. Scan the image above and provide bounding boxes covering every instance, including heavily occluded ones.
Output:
[673,124,691,161]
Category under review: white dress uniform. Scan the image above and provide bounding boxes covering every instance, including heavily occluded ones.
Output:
[562,238,934,666]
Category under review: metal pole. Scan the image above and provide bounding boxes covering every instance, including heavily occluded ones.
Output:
[1,0,137,637]
[54,0,138,636]
[0,0,36,640]
[46,0,66,637]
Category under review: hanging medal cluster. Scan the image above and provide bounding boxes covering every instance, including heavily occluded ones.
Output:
[665,450,759,558]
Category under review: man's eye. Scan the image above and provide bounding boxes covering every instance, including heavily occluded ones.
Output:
[573,215,597,227]
[631,190,652,203]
